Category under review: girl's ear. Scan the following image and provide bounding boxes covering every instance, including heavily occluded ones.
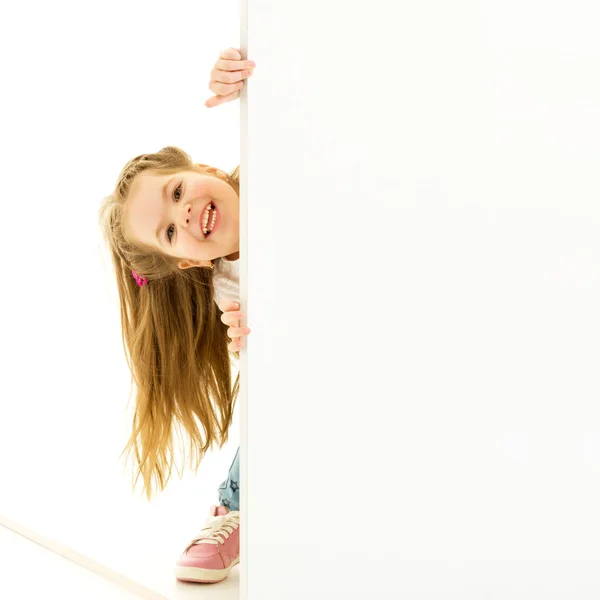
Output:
[177,259,213,270]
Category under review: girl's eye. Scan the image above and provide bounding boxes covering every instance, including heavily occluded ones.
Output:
[174,183,182,201]
[166,183,183,243]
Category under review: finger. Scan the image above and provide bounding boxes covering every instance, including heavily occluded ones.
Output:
[229,338,244,352]
[205,90,241,108]
[221,48,242,61]
[209,79,245,96]
[227,326,251,339]
[218,299,240,313]
[221,311,244,326]
[210,68,253,86]
[214,58,255,74]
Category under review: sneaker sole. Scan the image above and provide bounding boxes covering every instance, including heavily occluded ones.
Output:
[175,557,240,583]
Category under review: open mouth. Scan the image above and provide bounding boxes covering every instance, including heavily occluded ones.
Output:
[201,202,218,237]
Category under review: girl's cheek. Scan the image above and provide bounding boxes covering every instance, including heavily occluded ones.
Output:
[192,179,211,197]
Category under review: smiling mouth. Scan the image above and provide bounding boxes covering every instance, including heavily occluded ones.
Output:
[201,202,217,237]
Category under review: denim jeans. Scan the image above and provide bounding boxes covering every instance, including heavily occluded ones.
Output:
[217,446,240,511]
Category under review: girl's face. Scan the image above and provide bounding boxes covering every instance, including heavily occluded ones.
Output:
[125,169,240,267]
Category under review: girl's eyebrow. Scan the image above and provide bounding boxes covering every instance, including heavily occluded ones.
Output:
[154,178,174,243]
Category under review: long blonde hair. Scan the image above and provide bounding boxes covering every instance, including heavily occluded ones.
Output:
[99,146,240,500]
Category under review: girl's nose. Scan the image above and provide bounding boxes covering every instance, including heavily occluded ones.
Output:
[179,203,193,228]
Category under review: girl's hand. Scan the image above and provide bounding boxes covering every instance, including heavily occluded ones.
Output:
[206,48,256,108]
[218,299,251,352]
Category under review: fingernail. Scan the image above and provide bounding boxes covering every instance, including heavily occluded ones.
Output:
[249,61,256,67]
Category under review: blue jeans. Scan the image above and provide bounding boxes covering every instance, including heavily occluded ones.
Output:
[217,447,240,511]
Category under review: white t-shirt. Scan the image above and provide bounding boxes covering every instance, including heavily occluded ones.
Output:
[212,256,240,307]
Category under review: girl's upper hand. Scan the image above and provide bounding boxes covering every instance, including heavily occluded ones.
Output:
[206,48,256,108]
[218,299,251,352]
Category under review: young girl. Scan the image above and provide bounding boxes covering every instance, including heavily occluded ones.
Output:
[98,48,255,585]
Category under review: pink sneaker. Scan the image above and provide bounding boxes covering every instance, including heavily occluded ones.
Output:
[175,505,240,584]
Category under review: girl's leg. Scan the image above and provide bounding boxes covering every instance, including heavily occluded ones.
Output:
[217,447,240,511]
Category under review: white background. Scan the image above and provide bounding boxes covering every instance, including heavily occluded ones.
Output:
[243,0,600,598]
[0,1,242,598]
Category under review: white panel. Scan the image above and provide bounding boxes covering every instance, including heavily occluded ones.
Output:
[242,1,600,598]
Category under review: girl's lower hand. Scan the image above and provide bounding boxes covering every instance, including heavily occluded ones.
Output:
[218,299,251,352]
[206,48,256,108]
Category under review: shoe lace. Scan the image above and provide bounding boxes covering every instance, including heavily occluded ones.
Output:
[186,511,240,552]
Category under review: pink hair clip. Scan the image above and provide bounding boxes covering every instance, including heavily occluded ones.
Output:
[132,269,148,287]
